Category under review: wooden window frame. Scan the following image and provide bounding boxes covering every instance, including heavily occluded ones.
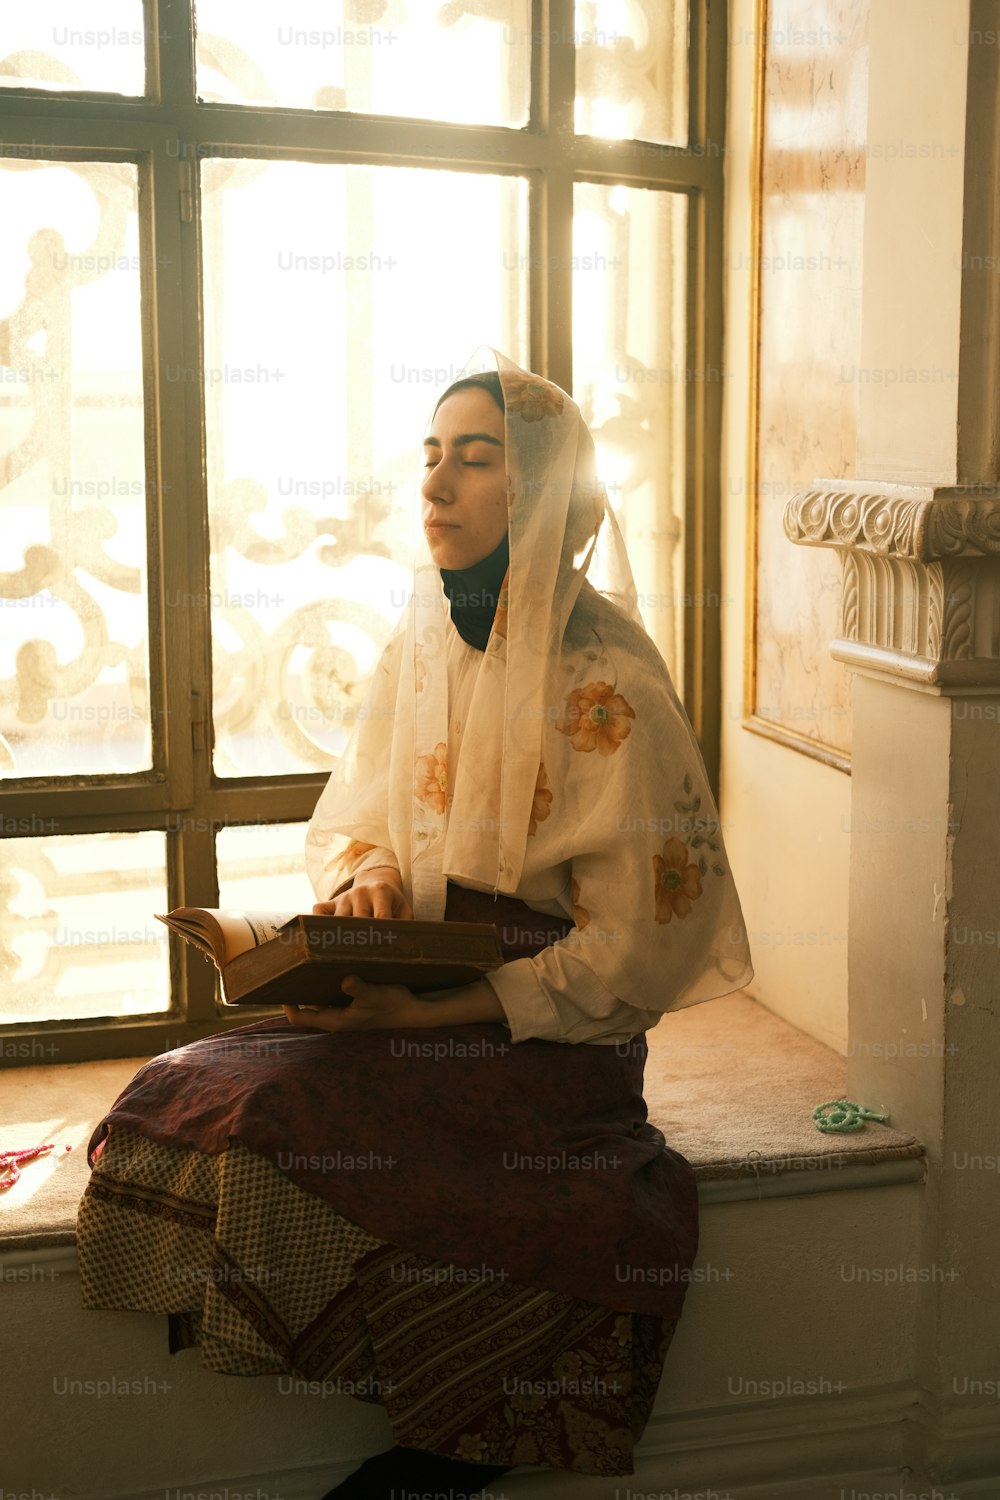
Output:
[0,0,726,1064]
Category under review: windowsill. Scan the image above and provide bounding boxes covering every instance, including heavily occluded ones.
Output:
[0,993,925,1251]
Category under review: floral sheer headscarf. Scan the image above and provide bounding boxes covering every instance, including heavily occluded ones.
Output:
[307,348,754,1014]
[410,350,641,904]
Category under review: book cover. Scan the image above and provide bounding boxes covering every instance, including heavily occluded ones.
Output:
[157,908,505,1008]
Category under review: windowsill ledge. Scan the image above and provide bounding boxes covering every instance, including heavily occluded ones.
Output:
[0,993,925,1251]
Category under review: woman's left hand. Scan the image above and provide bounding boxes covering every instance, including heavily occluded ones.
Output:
[282,977,424,1033]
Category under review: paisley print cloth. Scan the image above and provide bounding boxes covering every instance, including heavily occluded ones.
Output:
[78,1127,677,1477]
[83,886,699,1322]
[78,885,695,1473]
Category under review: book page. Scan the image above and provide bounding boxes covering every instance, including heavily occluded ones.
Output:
[157,908,298,965]
[212,911,298,962]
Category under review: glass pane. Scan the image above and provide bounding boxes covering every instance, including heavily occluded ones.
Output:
[0,161,152,778]
[0,832,169,1024]
[200,157,528,777]
[573,182,688,682]
[0,0,146,96]
[195,0,530,127]
[575,0,689,146]
[215,822,315,1009]
[217,822,315,911]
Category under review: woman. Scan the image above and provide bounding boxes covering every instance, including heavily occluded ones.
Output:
[78,351,753,1499]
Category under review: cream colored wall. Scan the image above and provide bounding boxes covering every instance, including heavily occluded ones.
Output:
[717,712,851,1051]
[720,0,867,1050]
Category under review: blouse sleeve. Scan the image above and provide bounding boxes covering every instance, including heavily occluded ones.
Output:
[309,842,401,904]
[483,922,665,1045]
[483,660,752,1046]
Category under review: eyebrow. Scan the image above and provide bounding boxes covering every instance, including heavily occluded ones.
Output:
[423,432,505,449]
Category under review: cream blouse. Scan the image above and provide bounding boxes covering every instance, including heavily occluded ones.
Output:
[308,353,752,1048]
[313,621,665,1048]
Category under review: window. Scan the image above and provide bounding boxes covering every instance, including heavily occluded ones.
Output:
[0,0,724,1062]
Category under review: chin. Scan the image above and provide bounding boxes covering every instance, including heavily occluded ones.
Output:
[426,533,468,568]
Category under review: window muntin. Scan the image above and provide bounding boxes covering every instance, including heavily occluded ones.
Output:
[0,5,721,1059]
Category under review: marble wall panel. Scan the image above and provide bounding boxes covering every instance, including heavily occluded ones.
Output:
[752,0,869,758]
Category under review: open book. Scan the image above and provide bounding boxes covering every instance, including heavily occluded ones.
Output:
[156,907,505,1008]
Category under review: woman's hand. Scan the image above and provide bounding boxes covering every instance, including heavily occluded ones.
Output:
[282,978,507,1033]
[313,868,413,921]
[282,977,423,1033]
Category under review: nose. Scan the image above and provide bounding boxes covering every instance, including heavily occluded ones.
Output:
[421,456,454,506]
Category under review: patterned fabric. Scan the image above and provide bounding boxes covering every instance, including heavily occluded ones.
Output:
[78,1128,675,1476]
[305,348,754,1045]
[84,974,699,1321]
[79,886,697,1472]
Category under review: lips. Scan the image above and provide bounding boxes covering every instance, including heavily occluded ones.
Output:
[424,522,458,530]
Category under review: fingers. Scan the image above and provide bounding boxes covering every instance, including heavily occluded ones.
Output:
[283,1003,315,1028]
[282,1003,349,1033]
[282,979,416,1033]
[312,884,412,921]
[338,889,390,920]
[366,887,398,921]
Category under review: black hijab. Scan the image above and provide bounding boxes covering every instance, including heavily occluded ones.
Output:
[439,531,509,652]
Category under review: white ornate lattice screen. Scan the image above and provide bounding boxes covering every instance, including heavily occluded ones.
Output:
[0,0,714,1057]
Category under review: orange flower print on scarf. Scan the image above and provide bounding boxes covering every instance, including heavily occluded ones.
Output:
[415,741,448,815]
[414,642,426,693]
[325,838,375,874]
[556,681,635,755]
[505,374,565,422]
[653,836,704,924]
[528,760,552,835]
[571,876,591,930]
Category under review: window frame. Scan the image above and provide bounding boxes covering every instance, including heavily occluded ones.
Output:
[0,0,726,1064]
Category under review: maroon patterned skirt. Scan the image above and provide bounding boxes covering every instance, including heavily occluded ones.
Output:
[78,884,699,1476]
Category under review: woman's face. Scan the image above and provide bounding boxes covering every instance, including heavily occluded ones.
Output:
[421,387,508,570]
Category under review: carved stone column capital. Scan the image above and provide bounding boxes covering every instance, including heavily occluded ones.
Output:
[783,481,1000,690]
